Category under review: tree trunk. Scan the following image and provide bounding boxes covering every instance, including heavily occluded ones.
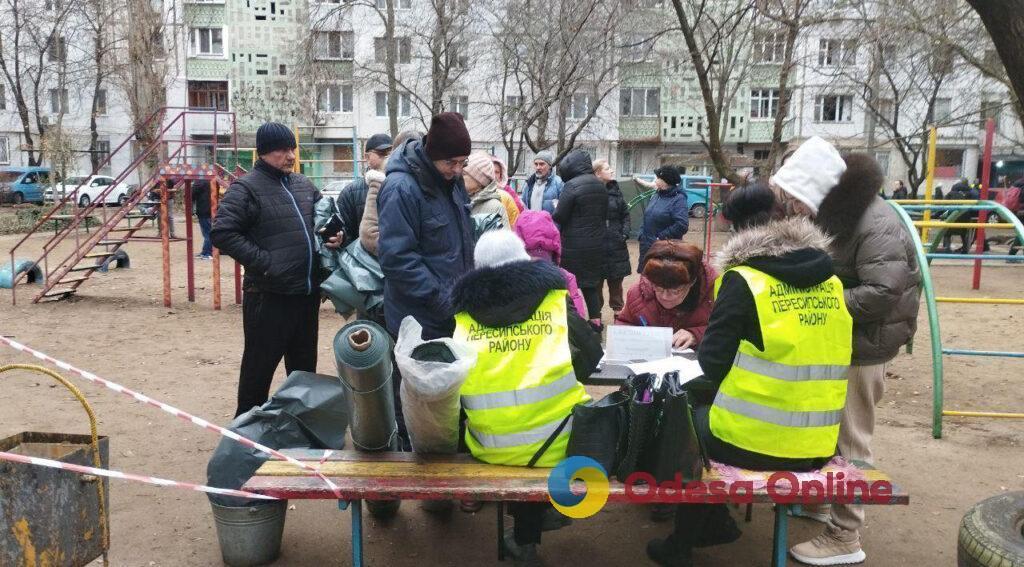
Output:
[384,0,399,136]
[766,20,799,174]
[967,0,1024,115]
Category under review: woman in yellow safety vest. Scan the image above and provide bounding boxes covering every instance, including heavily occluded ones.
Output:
[448,229,603,567]
[647,184,853,567]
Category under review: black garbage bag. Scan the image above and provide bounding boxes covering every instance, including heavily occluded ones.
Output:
[206,371,349,506]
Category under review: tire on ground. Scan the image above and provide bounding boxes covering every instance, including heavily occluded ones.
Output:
[958,491,1024,567]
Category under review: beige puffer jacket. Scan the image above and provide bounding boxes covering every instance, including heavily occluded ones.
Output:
[358,169,387,256]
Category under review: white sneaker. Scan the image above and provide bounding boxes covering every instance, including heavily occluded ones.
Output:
[790,532,866,565]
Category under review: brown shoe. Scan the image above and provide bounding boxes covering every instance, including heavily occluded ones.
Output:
[790,531,866,565]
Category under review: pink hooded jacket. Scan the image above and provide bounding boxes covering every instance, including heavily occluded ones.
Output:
[513,210,589,318]
[491,156,525,213]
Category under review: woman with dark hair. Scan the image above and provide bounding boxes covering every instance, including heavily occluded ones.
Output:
[615,240,716,349]
[647,185,854,567]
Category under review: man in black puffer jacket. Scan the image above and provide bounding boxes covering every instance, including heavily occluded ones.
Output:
[212,122,341,417]
[551,149,609,322]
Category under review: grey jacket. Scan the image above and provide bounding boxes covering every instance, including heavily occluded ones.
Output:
[470,182,511,229]
[816,154,922,365]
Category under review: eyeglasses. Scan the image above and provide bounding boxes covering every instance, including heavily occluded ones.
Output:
[443,158,469,168]
[652,283,692,296]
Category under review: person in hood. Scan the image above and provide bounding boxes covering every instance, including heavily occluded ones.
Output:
[361,130,422,256]
[377,113,475,341]
[615,240,716,349]
[593,159,631,316]
[522,150,565,213]
[551,149,609,323]
[337,133,392,248]
[637,165,689,272]
[463,151,512,229]
[211,122,341,417]
[770,136,920,566]
[449,230,602,567]
[492,155,525,219]
[647,184,853,567]
[514,209,589,318]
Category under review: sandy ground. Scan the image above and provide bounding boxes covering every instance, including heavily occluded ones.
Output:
[1,219,1023,567]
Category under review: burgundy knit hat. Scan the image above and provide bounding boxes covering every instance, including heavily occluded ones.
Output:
[424,112,472,161]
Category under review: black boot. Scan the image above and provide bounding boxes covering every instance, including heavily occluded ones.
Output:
[693,505,742,548]
[646,536,693,567]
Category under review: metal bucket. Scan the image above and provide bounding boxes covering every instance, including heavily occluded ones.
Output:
[211,500,288,566]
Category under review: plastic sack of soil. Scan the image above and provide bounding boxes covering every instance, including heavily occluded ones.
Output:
[314,196,342,274]
[206,371,349,507]
[395,316,477,454]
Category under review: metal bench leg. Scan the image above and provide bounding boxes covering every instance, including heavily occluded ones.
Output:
[339,500,364,567]
[745,503,753,523]
[497,501,506,562]
[772,504,789,567]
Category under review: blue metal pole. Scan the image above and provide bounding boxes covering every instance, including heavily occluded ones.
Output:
[352,499,363,567]
[942,349,1024,358]
[772,504,790,567]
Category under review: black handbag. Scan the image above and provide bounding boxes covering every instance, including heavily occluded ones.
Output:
[566,390,629,474]
[643,372,706,484]
[614,373,660,481]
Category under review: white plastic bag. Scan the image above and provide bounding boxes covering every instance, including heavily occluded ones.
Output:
[395,316,477,454]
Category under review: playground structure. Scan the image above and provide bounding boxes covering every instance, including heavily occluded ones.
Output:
[626,181,733,261]
[890,120,1024,438]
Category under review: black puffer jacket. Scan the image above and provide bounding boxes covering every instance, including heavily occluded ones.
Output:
[551,150,608,287]
[448,259,603,381]
[336,177,367,247]
[603,180,631,280]
[816,154,921,365]
[211,159,321,295]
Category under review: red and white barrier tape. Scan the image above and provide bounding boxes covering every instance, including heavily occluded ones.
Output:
[0,335,341,498]
[0,450,278,501]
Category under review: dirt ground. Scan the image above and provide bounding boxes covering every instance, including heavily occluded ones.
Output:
[1,220,1023,567]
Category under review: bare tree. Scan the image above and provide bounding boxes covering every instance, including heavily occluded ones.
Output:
[966,0,1024,120]
[0,0,78,166]
[80,0,122,172]
[668,0,755,184]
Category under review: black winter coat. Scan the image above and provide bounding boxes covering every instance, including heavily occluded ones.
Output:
[336,177,367,247]
[192,179,212,219]
[603,180,631,280]
[377,139,475,339]
[211,159,321,295]
[551,150,608,287]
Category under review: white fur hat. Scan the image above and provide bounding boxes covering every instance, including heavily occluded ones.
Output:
[474,230,530,269]
[770,136,847,214]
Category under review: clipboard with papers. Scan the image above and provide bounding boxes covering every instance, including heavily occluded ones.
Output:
[594,325,705,385]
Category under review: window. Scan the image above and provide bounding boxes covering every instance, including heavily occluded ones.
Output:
[95,140,111,174]
[874,151,890,178]
[315,31,354,60]
[0,137,9,165]
[375,91,411,117]
[449,95,469,118]
[814,94,853,122]
[48,36,67,63]
[932,97,952,123]
[752,31,786,64]
[49,88,69,114]
[318,84,353,112]
[375,0,412,9]
[187,80,229,111]
[95,89,107,115]
[451,43,468,68]
[980,98,1002,129]
[569,93,590,120]
[753,149,770,161]
[190,28,224,57]
[621,148,637,176]
[620,87,659,117]
[875,98,894,125]
[506,95,523,109]
[45,0,62,9]
[750,88,780,119]
[818,38,856,66]
[374,37,411,64]
[0,84,5,110]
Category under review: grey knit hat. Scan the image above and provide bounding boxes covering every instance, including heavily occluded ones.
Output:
[534,151,555,166]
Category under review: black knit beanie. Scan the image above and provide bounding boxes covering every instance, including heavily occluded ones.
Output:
[654,165,682,187]
[424,112,472,161]
[256,122,297,156]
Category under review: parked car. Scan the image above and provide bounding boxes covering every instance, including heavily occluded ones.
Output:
[320,178,354,200]
[633,173,715,217]
[44,174,131,207]
[0,167,53,205]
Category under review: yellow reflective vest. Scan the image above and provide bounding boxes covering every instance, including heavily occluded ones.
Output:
[709,266,853,459]
[453,289,590,467]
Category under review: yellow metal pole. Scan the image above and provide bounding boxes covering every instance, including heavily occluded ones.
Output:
[922,127,937,243]
[944,410,1024,419]
[935,297,1024,305]
[294,125,301,173]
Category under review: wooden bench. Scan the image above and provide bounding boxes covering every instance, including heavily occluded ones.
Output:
[243,449,907,567]
[46,215,97,235]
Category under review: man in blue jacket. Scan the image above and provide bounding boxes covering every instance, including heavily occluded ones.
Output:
[522,150,565,213]
[211,122,340,417]
[377,112,475,340]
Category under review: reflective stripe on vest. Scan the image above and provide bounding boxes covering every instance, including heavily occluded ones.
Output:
[453,289,590,467]
[709,265,853,460]
[468,416,574,449]
[461,371,579,411]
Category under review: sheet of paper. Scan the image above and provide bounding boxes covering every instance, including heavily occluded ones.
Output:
[625,356,704,383]
[604,325,672,363]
